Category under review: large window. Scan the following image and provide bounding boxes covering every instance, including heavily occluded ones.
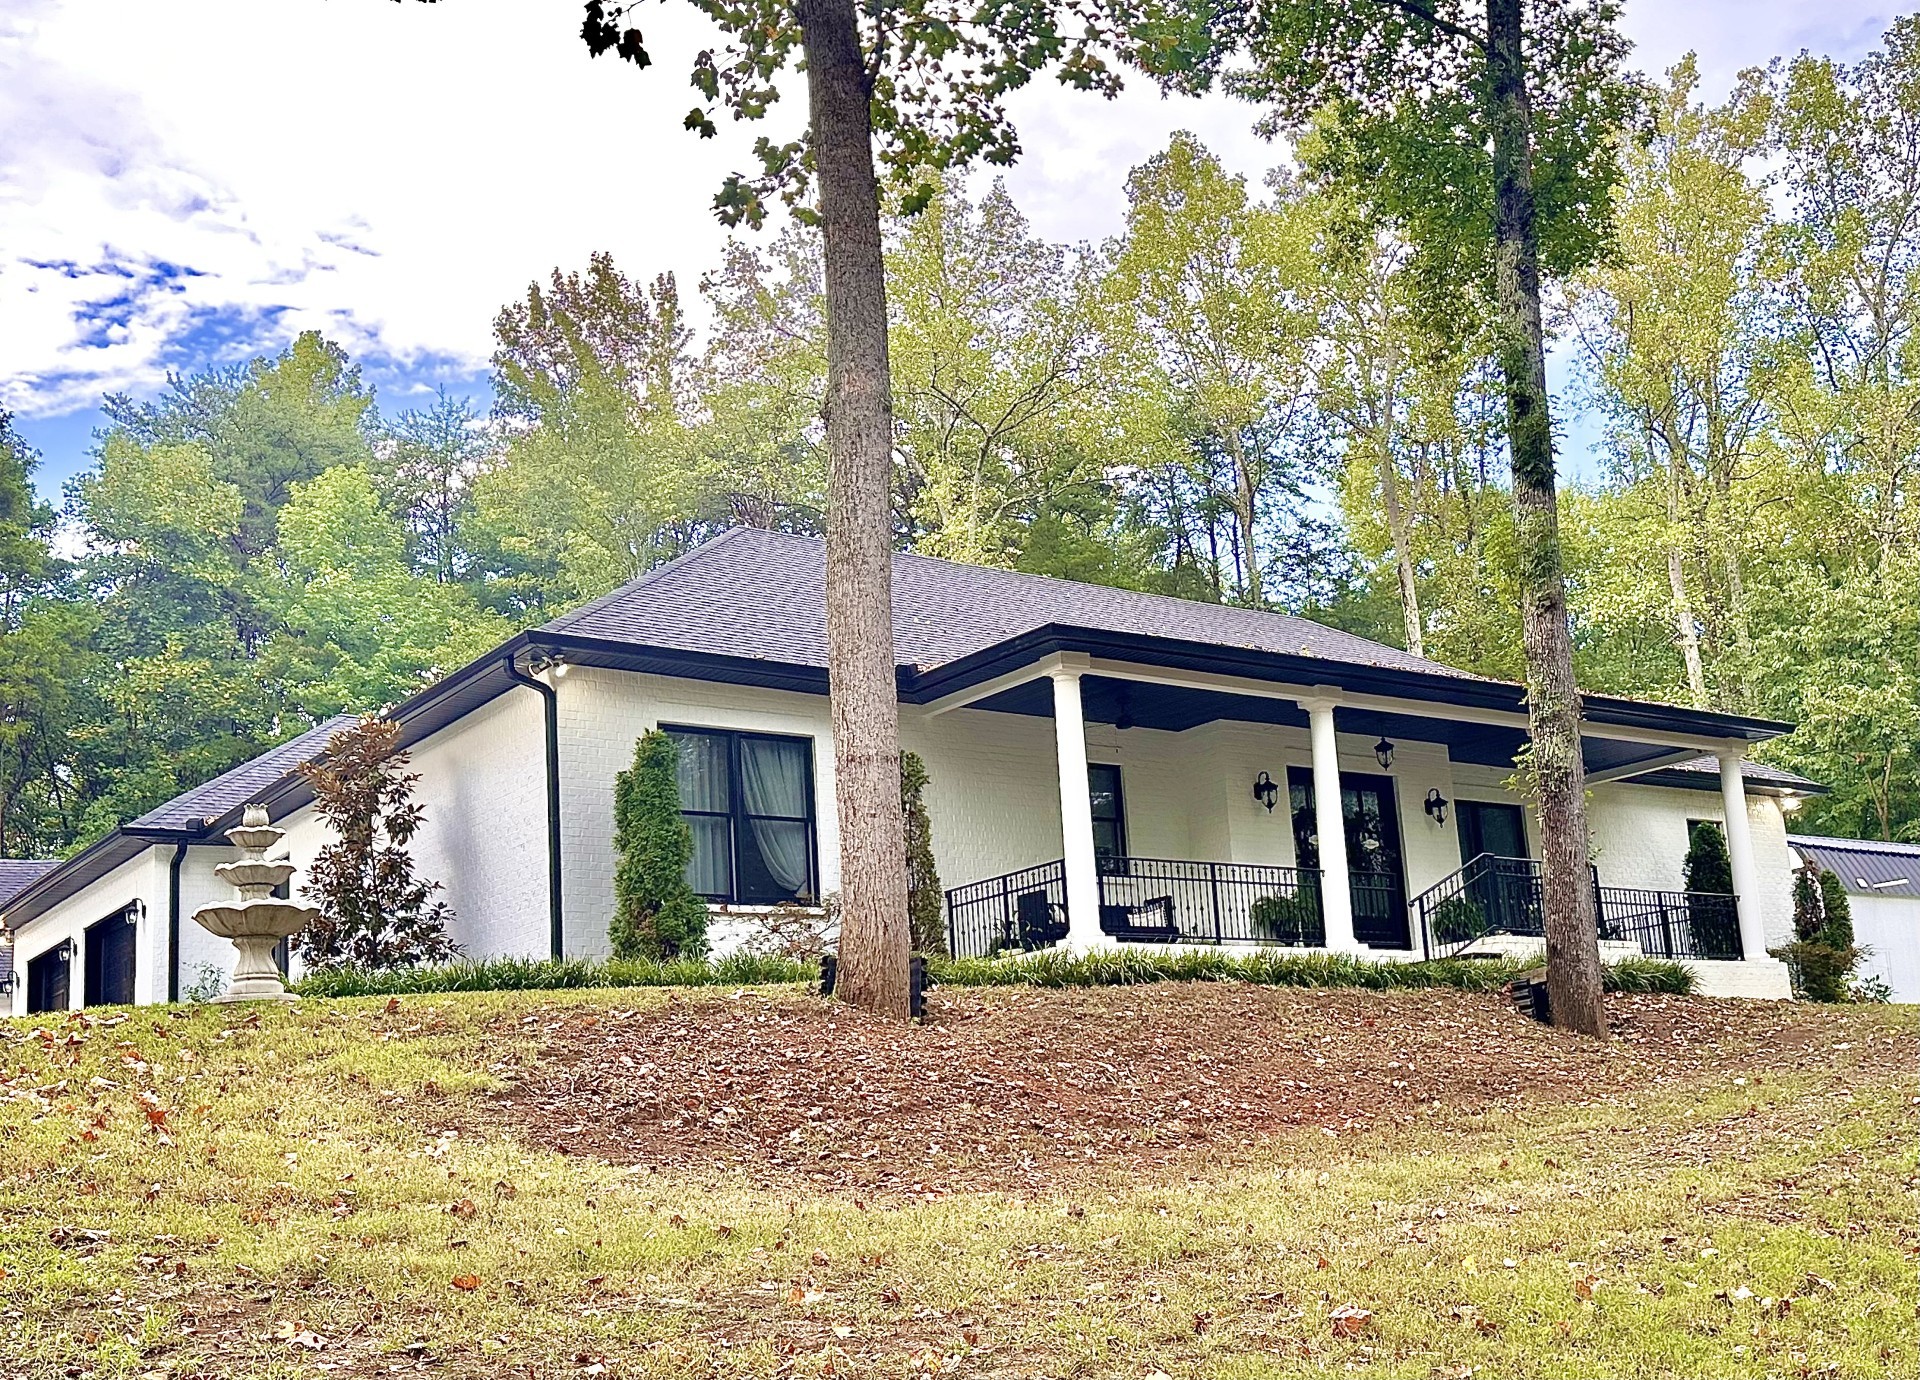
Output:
[1089,763,1127,863]
[664,726,819,905]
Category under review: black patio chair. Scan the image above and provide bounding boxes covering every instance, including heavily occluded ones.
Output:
[1014,888,1069,949]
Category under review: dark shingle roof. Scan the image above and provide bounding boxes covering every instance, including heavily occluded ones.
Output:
[130,715,359,831]
[1790,835,1920,899]
[0,859,59,908]
[1655,757,1824,791]
[543,528,1480,680]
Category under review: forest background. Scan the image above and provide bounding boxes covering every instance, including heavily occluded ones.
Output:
[2,27,1914,859]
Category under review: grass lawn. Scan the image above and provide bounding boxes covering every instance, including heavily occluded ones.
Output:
[3,983,1915,1379]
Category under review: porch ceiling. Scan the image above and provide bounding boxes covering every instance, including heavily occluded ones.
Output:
[967,674,1690,776]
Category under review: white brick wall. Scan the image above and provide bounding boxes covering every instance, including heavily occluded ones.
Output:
[6,849,165,1015]
[554,667,841,960]
[404,688,550,959]
[6,665,1811,1006]
[1586,782,1797,951]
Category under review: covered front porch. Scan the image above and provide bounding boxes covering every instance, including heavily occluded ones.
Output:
[916,645,1794,976]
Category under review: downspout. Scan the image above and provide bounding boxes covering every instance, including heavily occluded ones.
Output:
[167,841,188,1003]
[502,652,564,959]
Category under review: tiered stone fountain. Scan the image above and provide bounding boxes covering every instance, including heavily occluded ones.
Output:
[192,805,318,1002]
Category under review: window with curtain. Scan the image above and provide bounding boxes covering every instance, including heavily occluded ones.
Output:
[663,726,818,904]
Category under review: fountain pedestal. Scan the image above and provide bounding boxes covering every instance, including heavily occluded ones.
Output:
[192,805,319,1002]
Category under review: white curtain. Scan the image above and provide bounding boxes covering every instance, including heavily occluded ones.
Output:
[740,737,811,897]
[670,732,730,895]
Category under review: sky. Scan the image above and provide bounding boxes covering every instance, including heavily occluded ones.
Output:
[0,0,1904,501]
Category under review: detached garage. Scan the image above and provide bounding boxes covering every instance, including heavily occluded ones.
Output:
[1790,834,1920,1003]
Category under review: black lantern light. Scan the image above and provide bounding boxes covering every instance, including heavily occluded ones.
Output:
[1374,737,1396,769]
[1424,788,1449,826]
[1252,771,1279,812]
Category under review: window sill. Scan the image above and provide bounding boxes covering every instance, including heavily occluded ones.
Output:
[705,902,828,917]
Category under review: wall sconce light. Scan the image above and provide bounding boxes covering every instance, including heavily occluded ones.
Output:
[1374,737,1396,769]
[1252,771,1279,812]
[1424,788,1449,826]
[1778,791,1804,814]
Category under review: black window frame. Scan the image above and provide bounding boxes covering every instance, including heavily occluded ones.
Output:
[1088,762,1128,864]
[662,725,820,906]
[1457,799,1528,865]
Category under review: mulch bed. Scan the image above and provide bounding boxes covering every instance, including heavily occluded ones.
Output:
[487,984,1906,1195]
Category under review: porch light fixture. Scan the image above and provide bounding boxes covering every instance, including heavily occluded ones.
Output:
[1252,771,1279,812]
[1374,737,1396,769]
[1424,788,1449,826]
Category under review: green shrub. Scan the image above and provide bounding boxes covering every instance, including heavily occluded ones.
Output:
[289,945,1696,1001]
[1603,956,1700,995]
[925,948,1694,996]
[1683,822,1734,895]
[1817,870,1855,949]
[291,952,813,998]
[610,730,709,959]
[1792,866,1825,941]
[1774,867,1860,1001]
[902,751,944,954]
[1248,891,1318,944]
[1429,894,1488,946]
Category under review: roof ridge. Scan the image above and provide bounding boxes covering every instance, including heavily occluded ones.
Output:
[719,530,1464,675]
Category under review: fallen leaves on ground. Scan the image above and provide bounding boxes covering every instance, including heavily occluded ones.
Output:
[488,984,1900,1194]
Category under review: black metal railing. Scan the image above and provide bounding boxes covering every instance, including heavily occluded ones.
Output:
[1413,853,1545,958]
[1096,857,1324,946]
[1597,887,1743,961]
[942,856,1325,955]
[1413,853,1745,962]
[943,859,1069,959]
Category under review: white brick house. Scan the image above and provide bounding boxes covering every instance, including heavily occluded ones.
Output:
[3,528,1822,1012]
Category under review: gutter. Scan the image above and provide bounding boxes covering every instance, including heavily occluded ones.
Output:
[167,841,188,1003]
[502,651,564,959]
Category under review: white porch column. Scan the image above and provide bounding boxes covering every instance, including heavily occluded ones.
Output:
[1051,664,1104,948]
[1301,694,1359,952]
[1717,748,1770,962]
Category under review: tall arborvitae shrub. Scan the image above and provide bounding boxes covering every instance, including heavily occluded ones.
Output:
[1773,866,1860,1002]
[901,751,944,953]
[1791,866,1825,940]
[298,715,459,969]
[1683,822,1734,894]
[610,730,708,959]
[1817,870,1855,949]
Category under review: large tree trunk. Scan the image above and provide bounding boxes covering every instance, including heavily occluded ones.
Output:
[797,0,912,1016]
[1658,435,1709,707]
[1486,0,1606,1037]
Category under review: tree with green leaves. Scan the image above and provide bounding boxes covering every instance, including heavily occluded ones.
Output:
[1570,59,1780,711]
[610,730,709,959]
[1135,0,1643,1036]
[262,466,509,717]
[564,0,1130,1015]
[1102,133,1333,607]
[0,412,88,857]
[378,388,493,586]
[889,178,1106,564]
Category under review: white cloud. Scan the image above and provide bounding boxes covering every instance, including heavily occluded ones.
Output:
[0,0,1903,423]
